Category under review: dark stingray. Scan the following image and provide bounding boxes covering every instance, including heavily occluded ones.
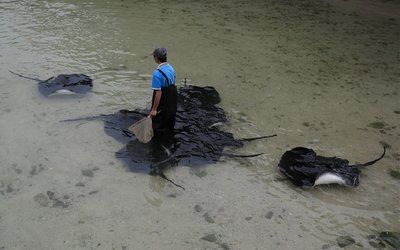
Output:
[63,85,276,189]
[278,147,386,187]
[9,70,92,96]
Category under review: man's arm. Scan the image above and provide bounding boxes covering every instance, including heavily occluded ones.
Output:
[149,90,162,117]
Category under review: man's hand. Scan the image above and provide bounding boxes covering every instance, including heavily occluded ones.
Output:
[149,110,157,117]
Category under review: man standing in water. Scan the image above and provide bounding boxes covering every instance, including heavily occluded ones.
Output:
[149,48,177,134]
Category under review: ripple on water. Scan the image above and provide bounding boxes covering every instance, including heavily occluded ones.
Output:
[1,0,399,248]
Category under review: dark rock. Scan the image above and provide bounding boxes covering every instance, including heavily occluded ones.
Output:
[389,169,400,180]
[201,234,217,243]
[44,191,70,208]
[29,166,37,175]
[29,165,44,176]
[75,182,85,187]
[12,168,22,174]
[195,171,208,178]
[378,231,400,249]
[34,193,50,207]
[6,184,13,193]
[203,213,215,223]
[81,169,94,177]
[265,211,274,219]
[52,199,69,208]
[245,216,252,221]
[195,204,203,212]
[46,191,55,199]
[219,243,230,249]
[368,122,386,129]
[336,235,355,248]
[368,239,385,249]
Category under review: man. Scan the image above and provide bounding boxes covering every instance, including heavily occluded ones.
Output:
[149,48,177,133]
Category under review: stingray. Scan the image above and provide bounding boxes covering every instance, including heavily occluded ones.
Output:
[278,147,386,187]
[63,85,276,189]
[9,70,93,96]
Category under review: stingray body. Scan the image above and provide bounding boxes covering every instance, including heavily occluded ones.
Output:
[278,147,385,187]
[38,74,92,96]
[9,71,93,96]
[109,85,265,168]
[63,85,275,188]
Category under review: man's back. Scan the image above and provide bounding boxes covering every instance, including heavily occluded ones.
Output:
[151,63,175,90]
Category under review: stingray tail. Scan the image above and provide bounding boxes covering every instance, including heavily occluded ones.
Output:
[238,134,277,142]
[223,153,264,158]
[119,109,148,116]
[351,146,386,168]
[159,172,185,190]
[59,114,109,122]
[9,70,42,82]
[60,110,146,123]
[150,155,185,190]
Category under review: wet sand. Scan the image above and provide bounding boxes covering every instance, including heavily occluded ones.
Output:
[0,0,399,249]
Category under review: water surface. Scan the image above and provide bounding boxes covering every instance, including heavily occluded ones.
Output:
[0,0,399,249]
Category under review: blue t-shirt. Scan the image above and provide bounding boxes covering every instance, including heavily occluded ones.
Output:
[151,63,175,90]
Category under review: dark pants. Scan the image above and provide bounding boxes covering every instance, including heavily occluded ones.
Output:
[151,85,177,134]
[152,110,176,133]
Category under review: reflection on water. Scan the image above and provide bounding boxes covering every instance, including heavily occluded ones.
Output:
[0,0,399,248]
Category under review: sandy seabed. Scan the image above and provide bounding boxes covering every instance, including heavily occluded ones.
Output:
[0,0,399,249]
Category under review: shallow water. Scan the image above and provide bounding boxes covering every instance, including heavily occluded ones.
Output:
[0,0,399,249]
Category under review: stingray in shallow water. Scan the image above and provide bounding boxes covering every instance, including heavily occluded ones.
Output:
[63,85,275,189]
[9,70,93,96]
[278,147,386,187]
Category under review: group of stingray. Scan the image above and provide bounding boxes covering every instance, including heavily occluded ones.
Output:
[10,71,386,189]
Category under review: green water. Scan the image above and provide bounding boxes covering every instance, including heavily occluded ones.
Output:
[0,0,399,249]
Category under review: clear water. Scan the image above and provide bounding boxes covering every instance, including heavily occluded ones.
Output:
[0,0,399,249]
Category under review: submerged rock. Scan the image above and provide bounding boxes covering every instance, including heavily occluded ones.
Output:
[265,211,274,219]
[201,234,218,243]
[81,169,94,177]
[336,235,355,248]
[378,231,400,249]
[75,182,85,187]
[368,122,386,129]
[368,239,386,249]
[33,193,50,207]
[219,243,230,249]
[203,212,215,223]
[389,169,400,180]
[194,204,203,212]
